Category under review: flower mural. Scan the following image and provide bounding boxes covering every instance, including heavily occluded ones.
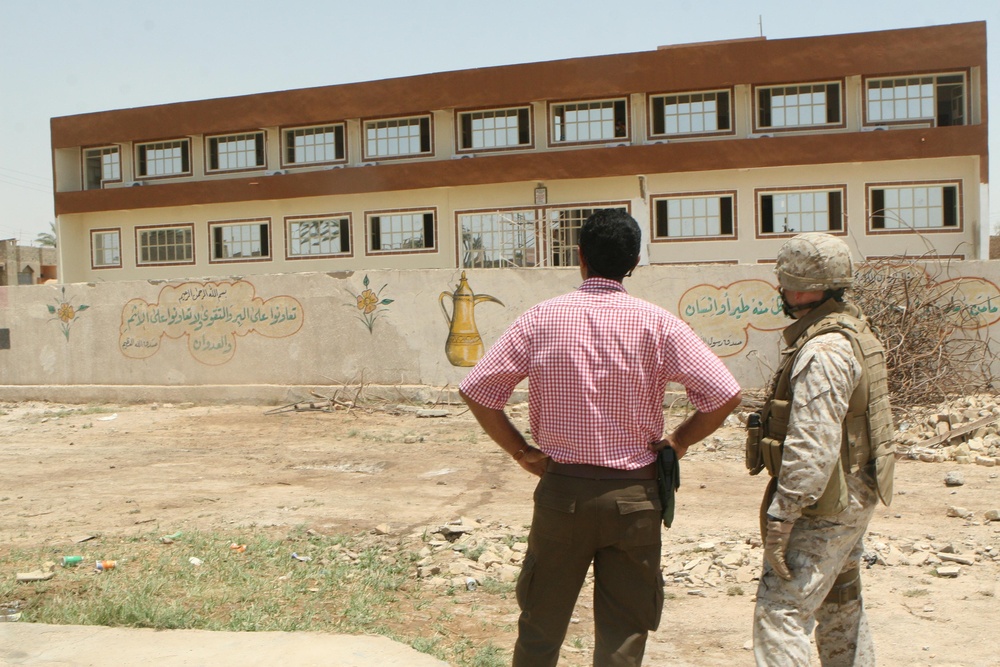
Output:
[348,275,393,333]
[47,286,89,340]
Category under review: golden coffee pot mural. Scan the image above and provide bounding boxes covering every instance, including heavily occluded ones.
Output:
[439,271,503,367]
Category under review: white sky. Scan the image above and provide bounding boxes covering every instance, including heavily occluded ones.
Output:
[1,0,997,245]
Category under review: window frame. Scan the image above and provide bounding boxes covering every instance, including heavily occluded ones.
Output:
[90,228,122,269]
[285,213,353,260]
[83,146,122,190]
[650,191,738,242]
[281,123,347,168]
[755,185,847,238]
[863,71,967,128]
[753,80,845,132]
[456,106,533,154]
[866,180,962,234]
[134,139,191,179]
[456,207,540,269]
[648,88,734,139]
[548,98,629,146]
[365,208,438,256]
[135,223,196,267]
[207,218,272,264]
[541,203,631,267]
[362,114,434,161]
[205,131,266,174]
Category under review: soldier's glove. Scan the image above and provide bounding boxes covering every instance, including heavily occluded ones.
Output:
[764,518,794,581]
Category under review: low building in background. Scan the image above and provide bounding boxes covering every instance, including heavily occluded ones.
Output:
[50,22,988,284]
[0,240,57,285]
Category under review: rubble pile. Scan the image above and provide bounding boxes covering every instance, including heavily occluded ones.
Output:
[339,513,999,600]
[894,394,1000,465]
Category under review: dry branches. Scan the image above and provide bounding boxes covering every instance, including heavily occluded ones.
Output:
[852,254,999,406]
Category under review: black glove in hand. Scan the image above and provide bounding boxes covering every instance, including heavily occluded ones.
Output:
[764,519,794,581]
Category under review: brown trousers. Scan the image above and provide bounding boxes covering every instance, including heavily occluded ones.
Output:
[513,472,664,667]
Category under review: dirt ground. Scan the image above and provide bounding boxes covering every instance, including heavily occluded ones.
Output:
[1,400,998,666]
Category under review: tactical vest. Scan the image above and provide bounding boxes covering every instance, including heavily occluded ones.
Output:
[746,298,895,515]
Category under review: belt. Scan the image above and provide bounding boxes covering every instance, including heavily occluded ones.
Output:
[546,460,657,480]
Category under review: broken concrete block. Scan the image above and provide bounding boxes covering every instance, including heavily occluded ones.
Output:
[937,552,976,565]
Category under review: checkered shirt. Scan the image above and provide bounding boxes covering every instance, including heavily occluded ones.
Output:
[460,278,741,469]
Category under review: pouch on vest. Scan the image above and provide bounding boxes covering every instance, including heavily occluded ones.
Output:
[760,437,784,477]
[801,461,849,516]
[745,412,764,475]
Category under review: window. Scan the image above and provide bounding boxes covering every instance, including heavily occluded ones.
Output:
[757,83,841,129]
[91,229,121,268]
[759,188,844,235]
[866,73,965,127]
[136,140,190,178]
[84,147,120,189]
[551,99,627,144]
[209,219,271,262]
[650,90,731,136]
[458,107,531,151]
[136,225,194,265]
[870,183,959,230]
[284,125,345,165]
[459,210,537,268]
[207,132,265,172]
[545,206,627,266]
[364,116,432,159]
[368,210,435,253]
[286,215,351,258]
[652,194,735,239]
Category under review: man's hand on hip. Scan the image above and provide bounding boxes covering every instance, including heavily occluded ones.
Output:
[517,447,549,478]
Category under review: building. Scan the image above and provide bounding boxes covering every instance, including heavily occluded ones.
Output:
[50,22,988,284]
[0,240,57,285]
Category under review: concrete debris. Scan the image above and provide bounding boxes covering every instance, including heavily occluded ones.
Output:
[386,517,1000,599]
[946,506,975,519]
[937,552,976,565]
[896,394,1000,464]
[944,471,965,487]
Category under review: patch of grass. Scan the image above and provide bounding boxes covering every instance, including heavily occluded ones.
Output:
[903,588,930,597]
[464,642,507,667]
[0,527,513,666]
[39,405,118,419]
[478,579,515,595]
[727,585,744,596]
[459,544,487,561]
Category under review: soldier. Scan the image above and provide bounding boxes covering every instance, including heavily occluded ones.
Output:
[747,233,895,666]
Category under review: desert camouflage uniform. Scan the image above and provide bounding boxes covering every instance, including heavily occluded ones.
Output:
[753,332,878,666]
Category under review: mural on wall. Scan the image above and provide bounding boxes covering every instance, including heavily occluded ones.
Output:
[855,262,1000,330]
[684,267,1000,359]
[48,285,90,341]
[440,271,504,367]
[346,275,394,334]
[678,280,787,356]
[119,280,303,366]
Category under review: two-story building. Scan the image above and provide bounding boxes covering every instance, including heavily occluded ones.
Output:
[50,22,988,283]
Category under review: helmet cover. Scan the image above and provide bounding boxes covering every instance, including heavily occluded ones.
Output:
[775,233,854,291]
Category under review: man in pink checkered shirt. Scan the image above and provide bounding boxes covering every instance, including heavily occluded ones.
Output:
[460,209,742,667]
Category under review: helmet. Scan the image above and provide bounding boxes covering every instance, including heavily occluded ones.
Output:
[775,233,853,291]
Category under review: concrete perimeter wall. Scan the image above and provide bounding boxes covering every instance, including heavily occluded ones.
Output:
[2,262,999,405]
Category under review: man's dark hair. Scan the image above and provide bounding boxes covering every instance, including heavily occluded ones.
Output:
[579,209,641,279]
